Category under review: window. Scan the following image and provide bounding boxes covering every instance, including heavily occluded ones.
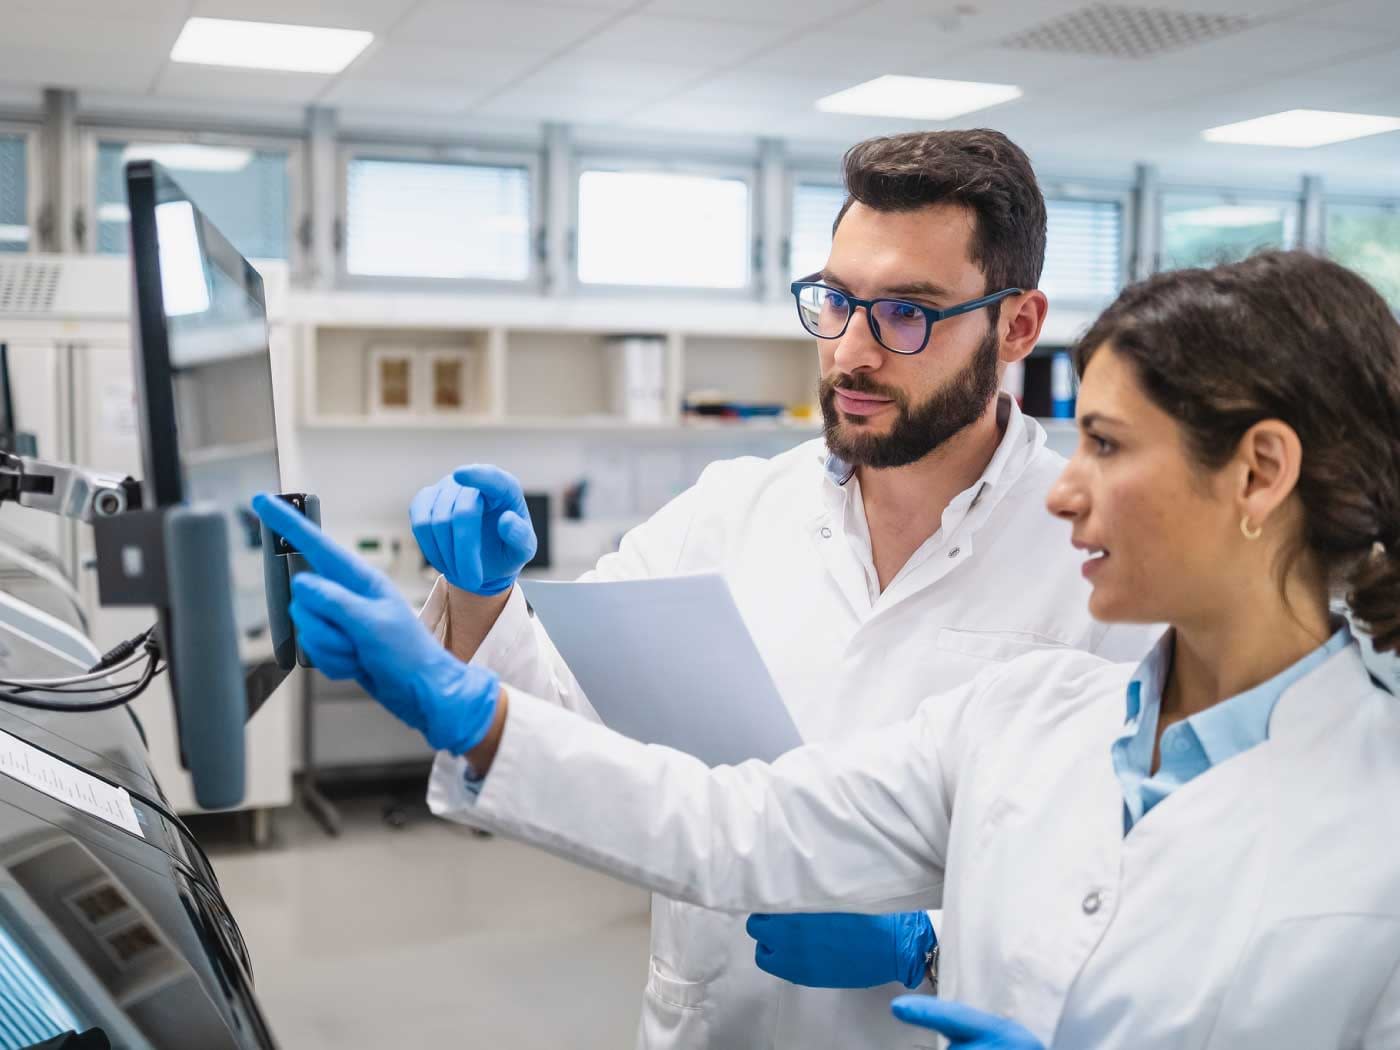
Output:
[95,140,291,259]
[1040,197,1123,302]
[345,156,533,282]
[1159,192,1298,271]
[0,135,29,253]
[1326,201,1400,308]
[577,168,751,289]
[789,182,845,280]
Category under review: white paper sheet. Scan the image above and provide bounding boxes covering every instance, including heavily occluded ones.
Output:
[519,574,802,767]
[0,729,144,838]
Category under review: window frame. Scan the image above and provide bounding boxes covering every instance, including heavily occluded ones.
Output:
[337,141,543,293]
[784,167,844,286]
[0,121,41,255]
[1039,178,1134,307]
[1156,184,1303,272]
[79,124,306,274]
[780,172,1133,307]
[572,152,761,299]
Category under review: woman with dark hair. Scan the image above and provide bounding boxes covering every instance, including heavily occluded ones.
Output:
[254,249,1400,1049]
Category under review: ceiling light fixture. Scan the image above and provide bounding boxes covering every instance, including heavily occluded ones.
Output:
[170,17,373,75]
[816,75,1022,120]
[1202,109,1400,148]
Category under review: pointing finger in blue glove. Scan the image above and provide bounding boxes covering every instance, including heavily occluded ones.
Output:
[891,995,1044,1049]
[253,493,501,756]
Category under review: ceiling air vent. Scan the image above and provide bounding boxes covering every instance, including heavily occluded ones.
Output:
[1000,4,1253,59]
[0,260,62,314]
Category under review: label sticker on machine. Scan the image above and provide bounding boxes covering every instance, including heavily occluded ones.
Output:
[0,729,144,838]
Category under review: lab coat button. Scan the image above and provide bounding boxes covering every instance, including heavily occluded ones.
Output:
[948,547,961,558]
[820,527,832,539]
[1082,891,1102,915]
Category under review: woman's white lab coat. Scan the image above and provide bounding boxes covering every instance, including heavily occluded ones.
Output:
[430,642,1400,1048]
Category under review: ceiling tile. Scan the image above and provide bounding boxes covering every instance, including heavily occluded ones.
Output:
[670,70,864,109]
[392,2,622,52]
[472,88,634,124]
[3,0,187,17]
[0,8,184,56]
[0,46,163,95]
[1161,20,1381,74]
[640,0,871,25]
[861,0,1087,48]
[741,24,967,78]
[192,0,420,33]
[510,57,718,100]
[319,77,482,113]
[1291,0,1400,32]
[348,43,545,86]
[154,64,332,104]
[569,13,792,64]
[626,99,802,136]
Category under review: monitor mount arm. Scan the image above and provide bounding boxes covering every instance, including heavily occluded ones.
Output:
[0,452,142,524]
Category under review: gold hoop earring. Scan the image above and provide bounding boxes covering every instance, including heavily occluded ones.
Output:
[1240,516,1262,541]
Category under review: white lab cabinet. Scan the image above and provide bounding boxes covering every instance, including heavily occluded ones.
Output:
[0,255,294,820]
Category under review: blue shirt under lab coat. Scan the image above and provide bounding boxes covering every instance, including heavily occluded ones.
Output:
[1113,625,1352,831]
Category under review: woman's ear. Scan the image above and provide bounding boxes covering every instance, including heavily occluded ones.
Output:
[1236,419,1303,529]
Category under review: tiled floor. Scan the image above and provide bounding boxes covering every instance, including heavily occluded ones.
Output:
[204,796,651,1049]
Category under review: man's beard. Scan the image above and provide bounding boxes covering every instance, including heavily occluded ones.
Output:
[820,326,1001,470]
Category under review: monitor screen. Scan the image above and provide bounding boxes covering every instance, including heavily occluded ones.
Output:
[125,160,284,676]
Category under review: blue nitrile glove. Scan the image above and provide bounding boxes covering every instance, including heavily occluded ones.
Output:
[409,465,537,596]
[253,493,500,754]
[891,996,1044,1049]
[745,911,935,989]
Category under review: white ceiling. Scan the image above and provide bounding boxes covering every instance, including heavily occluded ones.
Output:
[2,0,1400,188]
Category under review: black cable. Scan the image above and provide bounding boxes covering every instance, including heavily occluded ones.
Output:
[87,625,157,673]
[2,672,152,694]
[0,657,162,712]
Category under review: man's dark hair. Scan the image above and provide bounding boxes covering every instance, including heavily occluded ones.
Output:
[835,129,1048,297]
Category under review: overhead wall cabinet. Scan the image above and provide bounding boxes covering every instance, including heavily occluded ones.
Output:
[293,291,826,437]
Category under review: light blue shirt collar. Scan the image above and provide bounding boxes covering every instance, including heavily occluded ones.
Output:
[1113,623,1351,831]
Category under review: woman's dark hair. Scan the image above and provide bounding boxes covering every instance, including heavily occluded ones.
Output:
[1074,250,1400,654]
[835,130,1047,308]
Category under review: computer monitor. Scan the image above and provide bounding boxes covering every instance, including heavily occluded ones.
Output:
[124,160,290,804]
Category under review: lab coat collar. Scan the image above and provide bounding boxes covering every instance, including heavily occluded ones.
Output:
[1267,639,1380,744]
[1125,629,1175,726]
[1124,624,1361,750]
[811,395,1047,614]
[818,394,1040,523]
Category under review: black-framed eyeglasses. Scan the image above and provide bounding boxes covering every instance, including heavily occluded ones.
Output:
[790,277,1023,355]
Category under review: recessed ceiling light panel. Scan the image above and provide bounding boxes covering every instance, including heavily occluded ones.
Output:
[816,76,1022,121]
[170,17,373,74]
[1203,109,1400,148]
